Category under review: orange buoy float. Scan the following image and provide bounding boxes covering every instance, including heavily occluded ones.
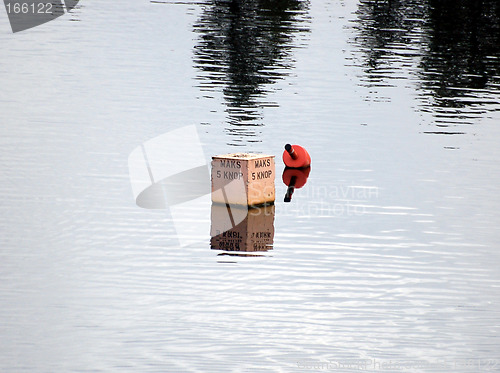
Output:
[282,166,311,202]
[283,144,311,169]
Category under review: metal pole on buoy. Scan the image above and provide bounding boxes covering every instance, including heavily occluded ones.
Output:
[285,144,299,160]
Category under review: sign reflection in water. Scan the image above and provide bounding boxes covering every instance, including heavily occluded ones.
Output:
[210,204,275,253]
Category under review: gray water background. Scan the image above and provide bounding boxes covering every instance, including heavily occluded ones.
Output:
[1,0,499,371]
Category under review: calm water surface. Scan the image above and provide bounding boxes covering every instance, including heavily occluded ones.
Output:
[1,0,499,372]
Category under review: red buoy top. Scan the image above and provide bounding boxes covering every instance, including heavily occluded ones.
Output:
[283,144,311,168]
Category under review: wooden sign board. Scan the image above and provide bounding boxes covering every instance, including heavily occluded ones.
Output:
[211,153,275,206]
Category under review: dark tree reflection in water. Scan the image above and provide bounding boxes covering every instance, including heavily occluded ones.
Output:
[421,0,500,126]
[193,0,310,144]
[352,0,427,91]
[351,0,500,130]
